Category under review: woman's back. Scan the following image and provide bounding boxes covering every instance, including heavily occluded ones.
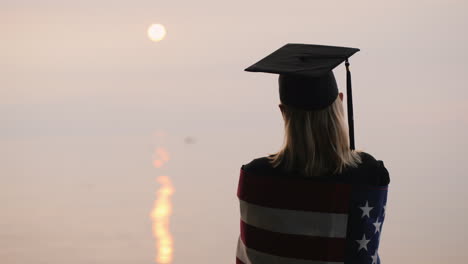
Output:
[241,151,390,186]
[235,151,390,263]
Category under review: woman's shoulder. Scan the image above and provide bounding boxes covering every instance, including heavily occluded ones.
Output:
[241,155,278,175]
[354,151,391,186]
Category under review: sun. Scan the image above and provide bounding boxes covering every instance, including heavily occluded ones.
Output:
[147,24,166,42]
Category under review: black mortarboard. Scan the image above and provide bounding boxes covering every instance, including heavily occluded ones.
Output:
[244,43,360,150]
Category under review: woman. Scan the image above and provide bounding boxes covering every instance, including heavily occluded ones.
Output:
[235,43,390,264]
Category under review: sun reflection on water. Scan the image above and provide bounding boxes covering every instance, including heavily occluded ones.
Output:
[151,146,174,263]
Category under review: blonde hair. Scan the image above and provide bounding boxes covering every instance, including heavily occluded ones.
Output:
[268,94,362,177]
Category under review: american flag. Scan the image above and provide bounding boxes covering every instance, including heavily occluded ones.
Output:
[236,167,388,264]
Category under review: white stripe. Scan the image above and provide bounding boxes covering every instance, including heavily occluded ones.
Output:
[239,199,348,238]
[236,236,344,264]
[236,235,251,264]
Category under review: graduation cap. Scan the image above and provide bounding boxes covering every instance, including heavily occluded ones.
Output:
[244,43,360,150]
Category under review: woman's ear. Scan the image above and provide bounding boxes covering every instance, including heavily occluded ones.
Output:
[339,92,343,101]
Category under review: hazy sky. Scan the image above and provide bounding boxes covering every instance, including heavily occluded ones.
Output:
[2,0,468,263]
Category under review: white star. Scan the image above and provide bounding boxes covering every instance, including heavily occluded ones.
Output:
[355,233,370,252]
[373,219,382,234]
[370,250,378,264]
[359,200,374,218]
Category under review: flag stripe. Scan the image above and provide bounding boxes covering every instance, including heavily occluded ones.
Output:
[240,220,346,261]
[237,236,344,264]
[237,169,351,213]
[239,199,348,238]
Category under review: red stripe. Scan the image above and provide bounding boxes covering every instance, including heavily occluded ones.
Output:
[237,169,351,213]
[240,220,346,261]
[236,257,245,264]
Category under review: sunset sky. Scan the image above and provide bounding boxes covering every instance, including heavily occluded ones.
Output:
[2,0,468,263]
